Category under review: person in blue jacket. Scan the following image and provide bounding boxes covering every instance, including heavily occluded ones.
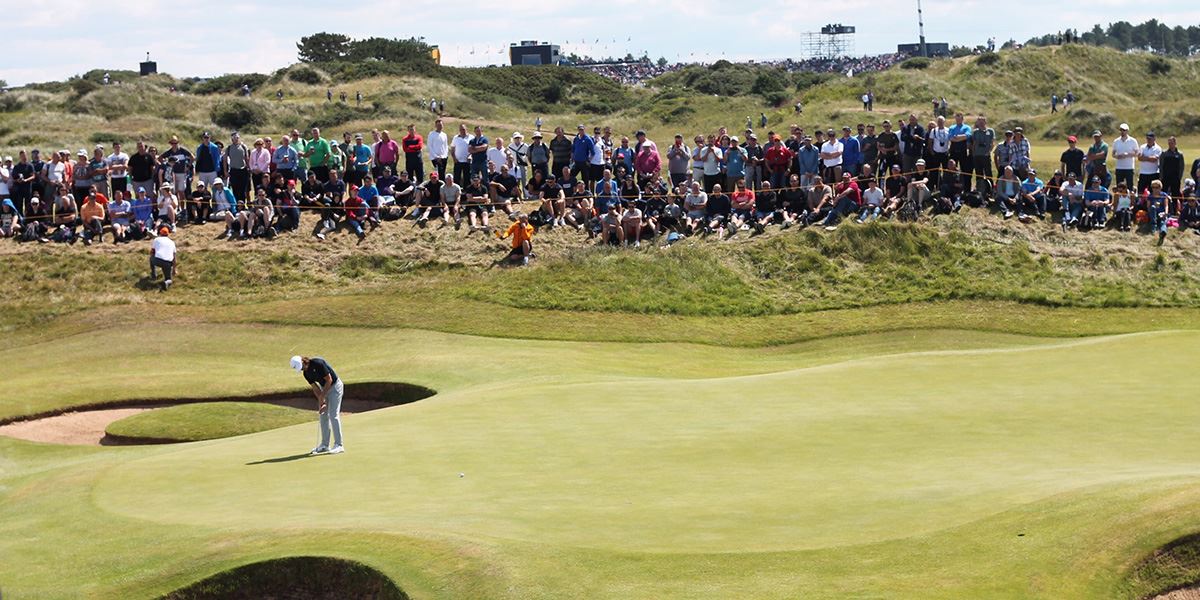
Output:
[571,125,596,187]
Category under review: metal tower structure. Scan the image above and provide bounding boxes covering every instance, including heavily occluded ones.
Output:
[800,24,856,59]
[917,0,928,57]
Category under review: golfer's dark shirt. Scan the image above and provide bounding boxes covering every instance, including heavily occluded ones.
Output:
[303,358,339,386]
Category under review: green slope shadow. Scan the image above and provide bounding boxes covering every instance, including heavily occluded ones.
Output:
[159,556,409,600]
[97,382,438,445]
[1125,532,1200,599]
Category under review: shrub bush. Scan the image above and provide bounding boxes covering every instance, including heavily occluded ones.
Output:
[975,52,1001,67]
[287,67,325,85]
[89,132,124,145]
[192,73,269,95]
[900,57,931,70]
[0,93,24,112]
[210,99,270,130]
[1148,57,1172,75]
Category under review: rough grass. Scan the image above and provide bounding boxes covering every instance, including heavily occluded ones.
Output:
[105,402,313,443]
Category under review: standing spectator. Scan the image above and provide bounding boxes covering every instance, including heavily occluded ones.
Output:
[451,124,472,184]
[273,135,298,183]
[570,125,595,187]
[743,134,765,191]
[250,138,271,184]
[901,115,926,175]
[634,140,661,190]
[666,135,691,188]
[699,136,723,193]
[10,151,35,214]
[724,136,747,191]
[820,130,844,183]
[129,142,156,203]
[348,134,372,187]
[468,126,490,180]
[860,125,878,178]
[876,120,900,175]
[1111,123,1138,191]
[765,135,795,190]
[303,128,333,183]
[968,116,995,194]
[611,136,635,179]
[160,137,194,196]
[927,116,951,181]
[527,131,551,182]
[839,127,861,177]
[1136,132,1162,195]
[107,142,129,198]
[373,130,399,178]
[1085,130,1109,184]
[89,146,110,197]
[947,113,972,182]
[1160,136,1185,199]
[194,132,221,189]
[1059,136,1085,186]
[1010,127,1032,180]
[402,124,424,181]
[508,132,529,184]
[549,127,573,178]
[225,132,251,202]
[71,150,93,203]
[428,119,449,180]
[587,126,608,187]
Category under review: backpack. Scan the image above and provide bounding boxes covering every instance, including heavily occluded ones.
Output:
[527,209,550,229]
[51,226,75,243]
[381,205,404,221]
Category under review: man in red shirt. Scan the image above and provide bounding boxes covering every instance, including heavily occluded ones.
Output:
[820,172,861,229]
[402,124,424,182]
[764,135,795,190]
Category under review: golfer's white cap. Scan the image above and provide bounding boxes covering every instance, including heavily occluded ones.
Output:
[290,356,303,372]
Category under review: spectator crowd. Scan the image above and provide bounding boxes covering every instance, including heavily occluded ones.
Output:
[3,109,1200,271]
[567,52,906,85]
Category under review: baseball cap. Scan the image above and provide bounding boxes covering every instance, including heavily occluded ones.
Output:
[1146,131,1156,137]
[290,356,303,372]
[213,178,224,186]
[77,149,87,156]
[354,133,363,140]
[730,136,739,142]
[137,186,146,193]
[196,181,206,187]
[916,159,926,166]
[532,131,543,138]
[748,133,758,140]
[158,226,170,236]
[1014,126,1024,133]
[1004,130,1013,136]
[1067,135,1077,143]
[576,124,585,130]
[1119,123,1129,131]
[1092,130,1102,136]
[430,172,439,179]
[2,156,11,162]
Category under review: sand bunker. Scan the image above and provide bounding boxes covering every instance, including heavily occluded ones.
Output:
[0,382,434,446]
[161,556,408,600]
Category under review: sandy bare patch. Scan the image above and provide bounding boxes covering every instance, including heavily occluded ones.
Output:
[1155,589,1200,600]
[0,398,394,446]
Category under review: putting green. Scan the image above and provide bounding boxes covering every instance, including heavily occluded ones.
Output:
[6,321,1200,599]
[95,331,1200,555]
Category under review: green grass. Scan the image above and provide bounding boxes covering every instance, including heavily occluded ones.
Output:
[104,402,313,443]
[4,321,1200,598]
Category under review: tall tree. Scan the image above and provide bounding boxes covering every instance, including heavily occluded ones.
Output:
[297,33,351,63]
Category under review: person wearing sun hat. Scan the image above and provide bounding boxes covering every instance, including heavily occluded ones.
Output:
[149,225,176,291]
[290,355,344,455]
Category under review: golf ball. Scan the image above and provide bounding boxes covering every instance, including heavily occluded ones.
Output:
[458,473,465,478]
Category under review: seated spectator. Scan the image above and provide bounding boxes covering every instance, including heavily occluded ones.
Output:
[858,178,884,223]
[881,165,908,219]
[599,202,623,245]
[1147,179,1171,242]
[1112,182,1134,232]
[1060,172,1086,227]
[357,176,380,226]
[754,181,783,231]
[620,200,643,247]
[1018,169,1046,222]
[496,212,534,265]
[244,188,275,238]
[1178,195,1200,235]
[993,166,1022,219]
[440,174,462,228]
[0,198,23,239]
[563,181,592,231]
[807,175,834,225]
[23,197,50,243]
[109,191,133,243]
[343,187,369,241]
[683,182,707,234]
[705,183,732,236]
[535,176,563,229]
[1083,176,1110,229]
[413,173,443,227]
[461,173,491,234]
[157,184,178,231]
[79,191,106,245]
[188,181,212,224]
[822,172,861,229]
[274,180,301,233]
[489,164,520,217]
[728,178,756,233]
[931,159,966,215]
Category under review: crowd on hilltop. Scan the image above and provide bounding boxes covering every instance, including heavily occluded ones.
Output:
[567,52,906,85]
[3,110,1200,270]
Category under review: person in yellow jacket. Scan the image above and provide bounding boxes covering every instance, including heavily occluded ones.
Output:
[496,212,534,266]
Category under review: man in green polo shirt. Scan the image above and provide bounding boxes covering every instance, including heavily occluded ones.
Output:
[304,127,333,183]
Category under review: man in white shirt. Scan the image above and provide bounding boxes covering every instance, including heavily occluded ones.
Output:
[427,119,449,180]
[928,116,951,183]
[1060,171,1085,225]
[820,128,844,183]
[1137,131,1162,194]
[106,142,130,197]
[508,132,529,184]
[1110,123,1139,192]
[588,126,608,186]
[149,226,177,291]
[450,123,472,186]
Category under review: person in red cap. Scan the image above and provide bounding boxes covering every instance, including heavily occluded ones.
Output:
[1060,135,1085,184]
[342,184,368,241]
[149,226,177,291]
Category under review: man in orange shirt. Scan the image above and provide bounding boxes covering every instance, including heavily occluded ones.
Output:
[496,212,534,266]
[80,189,106,245]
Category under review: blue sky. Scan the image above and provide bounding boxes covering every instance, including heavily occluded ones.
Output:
[2,0,1198,86]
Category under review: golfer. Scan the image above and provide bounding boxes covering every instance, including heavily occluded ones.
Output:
[290,355,344,455]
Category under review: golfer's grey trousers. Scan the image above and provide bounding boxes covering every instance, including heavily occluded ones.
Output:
[319,379,344,448]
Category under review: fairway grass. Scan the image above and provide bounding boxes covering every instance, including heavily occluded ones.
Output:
[2,317,1200,598]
